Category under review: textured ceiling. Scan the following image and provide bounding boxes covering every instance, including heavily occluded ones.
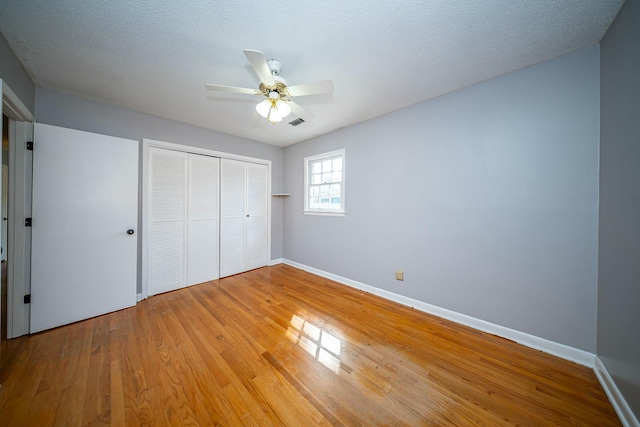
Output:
[0,0,624,147]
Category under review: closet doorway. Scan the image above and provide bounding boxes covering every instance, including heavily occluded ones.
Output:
[143,140,271,299]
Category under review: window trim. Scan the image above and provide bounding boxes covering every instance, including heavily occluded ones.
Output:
[303,148,346,217]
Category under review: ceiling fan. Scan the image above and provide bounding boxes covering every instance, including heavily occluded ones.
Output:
[205,49,334,124]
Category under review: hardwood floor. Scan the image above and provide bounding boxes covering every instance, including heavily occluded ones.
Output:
[0,264,620,426]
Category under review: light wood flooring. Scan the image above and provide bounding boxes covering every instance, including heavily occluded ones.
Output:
[0,264,620,426]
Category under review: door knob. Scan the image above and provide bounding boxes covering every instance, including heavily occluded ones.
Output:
[127,229,135,235]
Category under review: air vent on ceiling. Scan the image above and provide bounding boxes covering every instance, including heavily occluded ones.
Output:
[289,118,305,127]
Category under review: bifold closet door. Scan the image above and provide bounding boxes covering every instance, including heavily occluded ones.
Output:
[220,158,268,277]
[149,148,220,296]
[149,148,188,296]
[187,154,219,285]
[245,162,268,270]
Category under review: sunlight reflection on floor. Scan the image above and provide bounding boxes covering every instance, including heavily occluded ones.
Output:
[287,314,342,373]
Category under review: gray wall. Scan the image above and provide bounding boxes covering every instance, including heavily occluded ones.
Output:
[0,34,35,113]
[598,0,640,419]
[284,46,600,352]
[35,88,285,292]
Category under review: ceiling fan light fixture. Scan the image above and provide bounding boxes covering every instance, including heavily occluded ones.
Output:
[256,98,272,118]
[267,99,291,124]
[256,93,291,124]
[276,99,291,118]
[267,106,283,123]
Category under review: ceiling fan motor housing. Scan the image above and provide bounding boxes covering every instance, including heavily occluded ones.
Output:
[267,59,282,75]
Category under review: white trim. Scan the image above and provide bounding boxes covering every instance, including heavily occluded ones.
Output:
[303,211,345,217]
[141,140,150,299]
[144,138,269,165]
[141,138,272,299]
[2,80,35,338]
[269,258,284,266]
[136,293,143,302]
[281,259,596,367]
[594,357,640,427]
[1,81,35,122]
[6,121,33,338]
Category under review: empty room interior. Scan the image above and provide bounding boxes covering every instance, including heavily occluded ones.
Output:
[1,1,639,425]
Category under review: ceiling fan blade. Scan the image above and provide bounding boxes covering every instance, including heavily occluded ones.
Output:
[205,84,259,95]
[287,80,334,97]
[243,49,275,86]
[288,100,315,122]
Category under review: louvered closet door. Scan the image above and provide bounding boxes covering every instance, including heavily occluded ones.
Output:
[188,154,220,285]
[220,159,246,277]
[246,162,268,270]
[149,148,188,295]
[220,158,268,277]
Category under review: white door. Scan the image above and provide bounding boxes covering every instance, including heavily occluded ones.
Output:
[30,124,138,333]
[220,159,268,277]
[148,148,219,296]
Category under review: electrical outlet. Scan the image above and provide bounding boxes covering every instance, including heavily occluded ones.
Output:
[395,270,404,281]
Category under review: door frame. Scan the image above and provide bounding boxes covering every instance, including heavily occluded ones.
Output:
[1,80,35,338]
[141,138,271,300]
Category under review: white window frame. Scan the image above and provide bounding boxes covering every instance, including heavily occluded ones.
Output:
[304,148,346,217]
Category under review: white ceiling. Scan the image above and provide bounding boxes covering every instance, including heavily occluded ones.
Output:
[0,1,624,147]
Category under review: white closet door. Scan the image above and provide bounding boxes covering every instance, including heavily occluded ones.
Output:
[220,159,246,277]
[220,159,268,277]
[149,148,188,295]
[246,162,268,270]
[188,154,219,285]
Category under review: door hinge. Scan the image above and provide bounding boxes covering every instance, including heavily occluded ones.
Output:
[24,294,31,304]
[25,217,32,227]
[26,141,33,151]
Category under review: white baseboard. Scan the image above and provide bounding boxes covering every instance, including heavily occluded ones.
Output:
[281,259,595,367]
[269,258,284,266]
[136,293,143,302]
[594,357,640,427]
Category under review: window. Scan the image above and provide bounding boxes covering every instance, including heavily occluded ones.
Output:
[304,149,345,216]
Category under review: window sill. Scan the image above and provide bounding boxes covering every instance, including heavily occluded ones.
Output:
[303,210,345,217]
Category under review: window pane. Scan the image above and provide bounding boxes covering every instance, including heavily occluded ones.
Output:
[305,149,345,213]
